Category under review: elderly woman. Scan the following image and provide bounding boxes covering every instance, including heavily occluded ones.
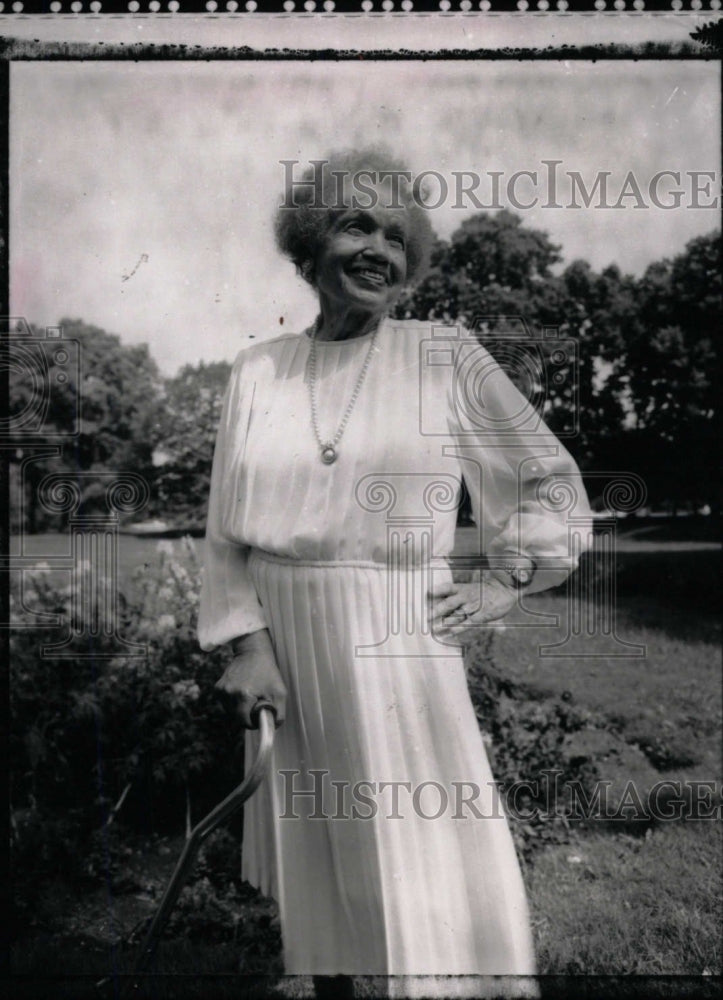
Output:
[198,149,591,999]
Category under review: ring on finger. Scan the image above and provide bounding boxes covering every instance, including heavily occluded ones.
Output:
[446,609,469,623]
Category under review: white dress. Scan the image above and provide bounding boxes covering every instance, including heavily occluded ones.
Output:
[197,319,590,995]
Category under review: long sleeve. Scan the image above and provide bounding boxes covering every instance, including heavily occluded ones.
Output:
[447,334,593,594]
[197,356,267,651]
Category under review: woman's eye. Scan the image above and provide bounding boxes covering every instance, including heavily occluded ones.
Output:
[388,234,405,248]
[345,223,365,235]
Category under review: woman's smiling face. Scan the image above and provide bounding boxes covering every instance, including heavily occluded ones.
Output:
[313,196,410,318]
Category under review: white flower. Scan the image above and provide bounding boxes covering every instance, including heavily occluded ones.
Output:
[157,586,174,603]
[169,562,190,585]
[156,541,174,556]
[29,561,52,575]
[180,536,198,560]
[157,614,176,632]
[172,679,200,702]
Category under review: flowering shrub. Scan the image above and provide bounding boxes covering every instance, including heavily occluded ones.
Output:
[10,538,241,898]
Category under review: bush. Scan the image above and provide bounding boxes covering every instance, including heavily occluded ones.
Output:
[162,830,282,964]
[465,632,600,859]
[10,541,241,888]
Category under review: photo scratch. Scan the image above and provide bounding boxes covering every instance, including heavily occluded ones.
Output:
[121,252,149,283]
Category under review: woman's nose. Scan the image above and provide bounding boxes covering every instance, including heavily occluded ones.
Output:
[361,229,390,260]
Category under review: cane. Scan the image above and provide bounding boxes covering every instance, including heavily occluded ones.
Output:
[96,701,276,994]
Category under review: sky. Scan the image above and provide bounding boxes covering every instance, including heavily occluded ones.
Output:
[10,59,720,375]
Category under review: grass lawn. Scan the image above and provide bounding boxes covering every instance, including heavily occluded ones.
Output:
[488,595,720,776]
[475,550,721,980]
[529,822,722,976]
[480,567,721,980]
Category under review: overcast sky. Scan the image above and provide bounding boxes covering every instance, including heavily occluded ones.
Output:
[11,59,720,375]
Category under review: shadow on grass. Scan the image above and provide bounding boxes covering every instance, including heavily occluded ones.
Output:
[613,548,718,609]
[616,515,719,545]
[568,547,720,646]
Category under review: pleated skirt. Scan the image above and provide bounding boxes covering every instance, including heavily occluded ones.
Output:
[241,548,537,993]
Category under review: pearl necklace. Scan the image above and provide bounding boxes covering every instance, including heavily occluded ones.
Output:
[306,323,379,465]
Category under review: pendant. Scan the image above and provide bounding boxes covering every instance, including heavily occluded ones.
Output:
[321,445,337,464]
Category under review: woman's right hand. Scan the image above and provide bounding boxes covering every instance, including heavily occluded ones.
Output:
[215,628,287,729]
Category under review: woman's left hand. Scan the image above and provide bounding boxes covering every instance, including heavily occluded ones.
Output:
[428,575,518,644]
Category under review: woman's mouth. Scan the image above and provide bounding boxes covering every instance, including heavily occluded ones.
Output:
[350,267,388,287]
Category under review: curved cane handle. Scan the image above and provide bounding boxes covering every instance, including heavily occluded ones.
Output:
[250,699,277,730]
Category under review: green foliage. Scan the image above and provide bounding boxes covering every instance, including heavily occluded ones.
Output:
[61,317,162,471]
[164,832,281,958]
[617,722,699,773]
[167,876,245,943]
[394,211,562,325]
[10,540,239,869]
[689,18,723,54]
[465,632,599,859]
[622,232,719,510]
[395,211,720,508]
[152,361,231,526]
[8,318,163,531]
[392,210,633,470]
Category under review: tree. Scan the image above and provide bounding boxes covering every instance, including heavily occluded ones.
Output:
[623,231,720,511]
[395,210,562,327]
[153,361,232,526]
[689,18,723,54]
[393,210,629,476]
[555,260,639,470]
[392,211,722,512]
[8,319,164,531]
[64,318,162,473]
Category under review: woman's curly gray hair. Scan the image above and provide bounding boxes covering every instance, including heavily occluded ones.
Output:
[274,147,434,287]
